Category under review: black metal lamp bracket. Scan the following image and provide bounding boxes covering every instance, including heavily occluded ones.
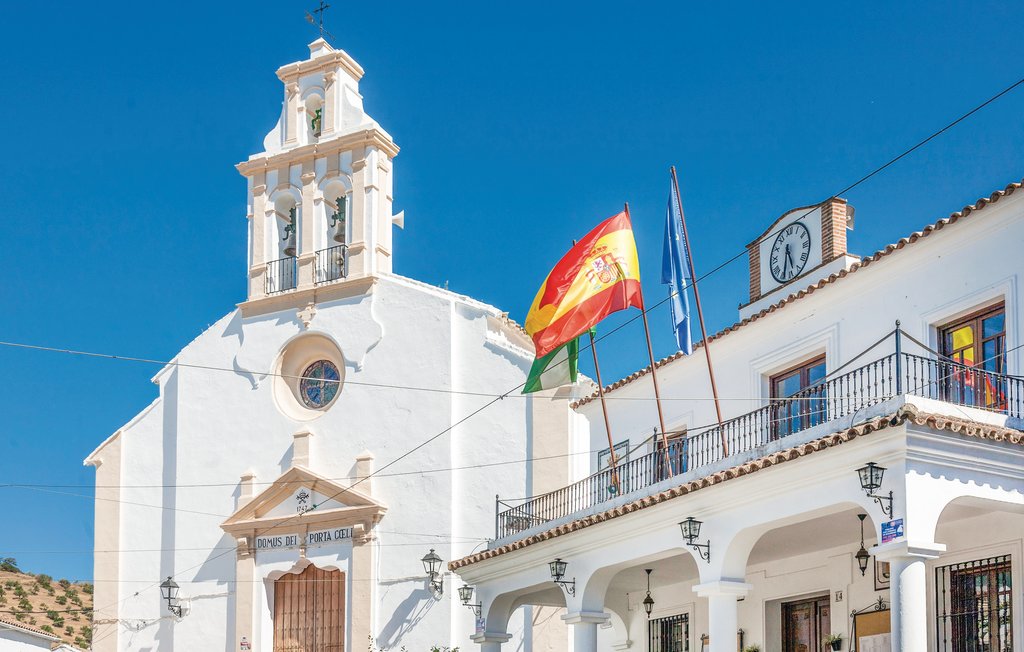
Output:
[688,541,711,563]
[869,490,894,518]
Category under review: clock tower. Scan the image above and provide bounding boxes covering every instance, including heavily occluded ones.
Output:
[740,197,859,319]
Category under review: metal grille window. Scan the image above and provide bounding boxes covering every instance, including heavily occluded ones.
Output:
[936,555,1012,652]
[649,613,689,652]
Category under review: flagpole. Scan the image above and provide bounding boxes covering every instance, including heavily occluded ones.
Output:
[670,166,728,456]
[624,203,676,476]
[588,329,621,494]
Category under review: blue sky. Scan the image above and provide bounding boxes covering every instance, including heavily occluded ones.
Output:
[2,1,1023,580]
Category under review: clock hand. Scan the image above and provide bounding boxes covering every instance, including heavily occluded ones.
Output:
[784,245,795,276]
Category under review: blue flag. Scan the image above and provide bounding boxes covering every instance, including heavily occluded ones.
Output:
[662,181,693,354]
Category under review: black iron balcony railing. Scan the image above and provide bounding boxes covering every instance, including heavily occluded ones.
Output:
[496,345,1024,539]
[266,256,297,294]
[315,245,348,285]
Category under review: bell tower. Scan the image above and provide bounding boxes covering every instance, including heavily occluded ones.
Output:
[237,39,401,309]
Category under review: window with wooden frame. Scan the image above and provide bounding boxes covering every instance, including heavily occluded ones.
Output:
[939,303,1007,411]
[657,429,688,479]
[770,356,827,438]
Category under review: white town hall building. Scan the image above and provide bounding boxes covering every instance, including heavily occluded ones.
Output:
[84,40,576,652]
[451,187,1024,652]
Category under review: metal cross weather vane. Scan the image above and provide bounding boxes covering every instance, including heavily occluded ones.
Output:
[305,1,334,41]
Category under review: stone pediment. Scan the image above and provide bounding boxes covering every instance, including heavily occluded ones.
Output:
[221,465,387,539]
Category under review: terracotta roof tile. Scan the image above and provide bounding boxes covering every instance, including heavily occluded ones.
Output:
[573,179,1024,408]
[0,614,61,641]
[449,405,1024,571]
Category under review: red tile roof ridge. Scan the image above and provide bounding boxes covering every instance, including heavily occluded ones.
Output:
[448,404,1024,571]
[573,178,1024,409]
[0,614,61,641]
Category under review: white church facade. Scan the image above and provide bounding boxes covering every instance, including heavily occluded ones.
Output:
[452,186,1024,652]
[85,40,575,652]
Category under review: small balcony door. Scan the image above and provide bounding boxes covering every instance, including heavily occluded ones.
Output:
[771,356,827,439]
[940,304,1007,411]
[782,595,830,652]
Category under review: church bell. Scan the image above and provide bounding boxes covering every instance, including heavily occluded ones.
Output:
[283,207,298,257]
[283,231,297,257]
[329,198,346,244]
[330,220,345,244]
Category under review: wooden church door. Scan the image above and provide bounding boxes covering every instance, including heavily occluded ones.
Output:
[273,564,346,651]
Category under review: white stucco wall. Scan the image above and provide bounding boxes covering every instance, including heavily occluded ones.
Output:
[90,275,559,651]
[0,627,57,651]
[579,191,1024,480]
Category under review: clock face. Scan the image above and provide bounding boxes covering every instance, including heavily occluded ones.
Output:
[769,222,812,283]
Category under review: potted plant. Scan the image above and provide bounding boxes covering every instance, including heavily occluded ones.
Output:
[823,633,843,651]
[742,645,761,652]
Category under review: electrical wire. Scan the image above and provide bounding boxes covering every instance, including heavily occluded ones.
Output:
[3,70,1022,622]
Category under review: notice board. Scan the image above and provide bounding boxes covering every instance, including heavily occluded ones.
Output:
[853,609,891,652]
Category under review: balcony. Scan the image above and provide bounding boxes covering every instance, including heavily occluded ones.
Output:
[265,256,297,294]
[495,338,1024,540]
[315,245,348,285]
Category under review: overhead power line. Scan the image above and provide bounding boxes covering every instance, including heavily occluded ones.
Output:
[5,70,1022,622]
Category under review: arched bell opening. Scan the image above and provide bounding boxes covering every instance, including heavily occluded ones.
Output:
[305,93,324,142]
[315,178,351,284]
[273,194,299,259]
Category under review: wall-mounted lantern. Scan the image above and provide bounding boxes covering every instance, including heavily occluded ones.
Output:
[549,558,576,596]
[421,549,444,596]
[160,576,184,618]
[856,462,893,517]
[458,585,483,617]
[679,517,711,562]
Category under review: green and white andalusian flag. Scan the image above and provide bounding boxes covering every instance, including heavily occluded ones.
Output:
[523,337,579,394]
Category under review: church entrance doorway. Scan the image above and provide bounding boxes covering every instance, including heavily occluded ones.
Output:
[273,564,346,651]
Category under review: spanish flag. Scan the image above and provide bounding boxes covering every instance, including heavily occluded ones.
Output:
[525,211,644,358]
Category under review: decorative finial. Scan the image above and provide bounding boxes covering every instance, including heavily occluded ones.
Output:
[305,1,334,41]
